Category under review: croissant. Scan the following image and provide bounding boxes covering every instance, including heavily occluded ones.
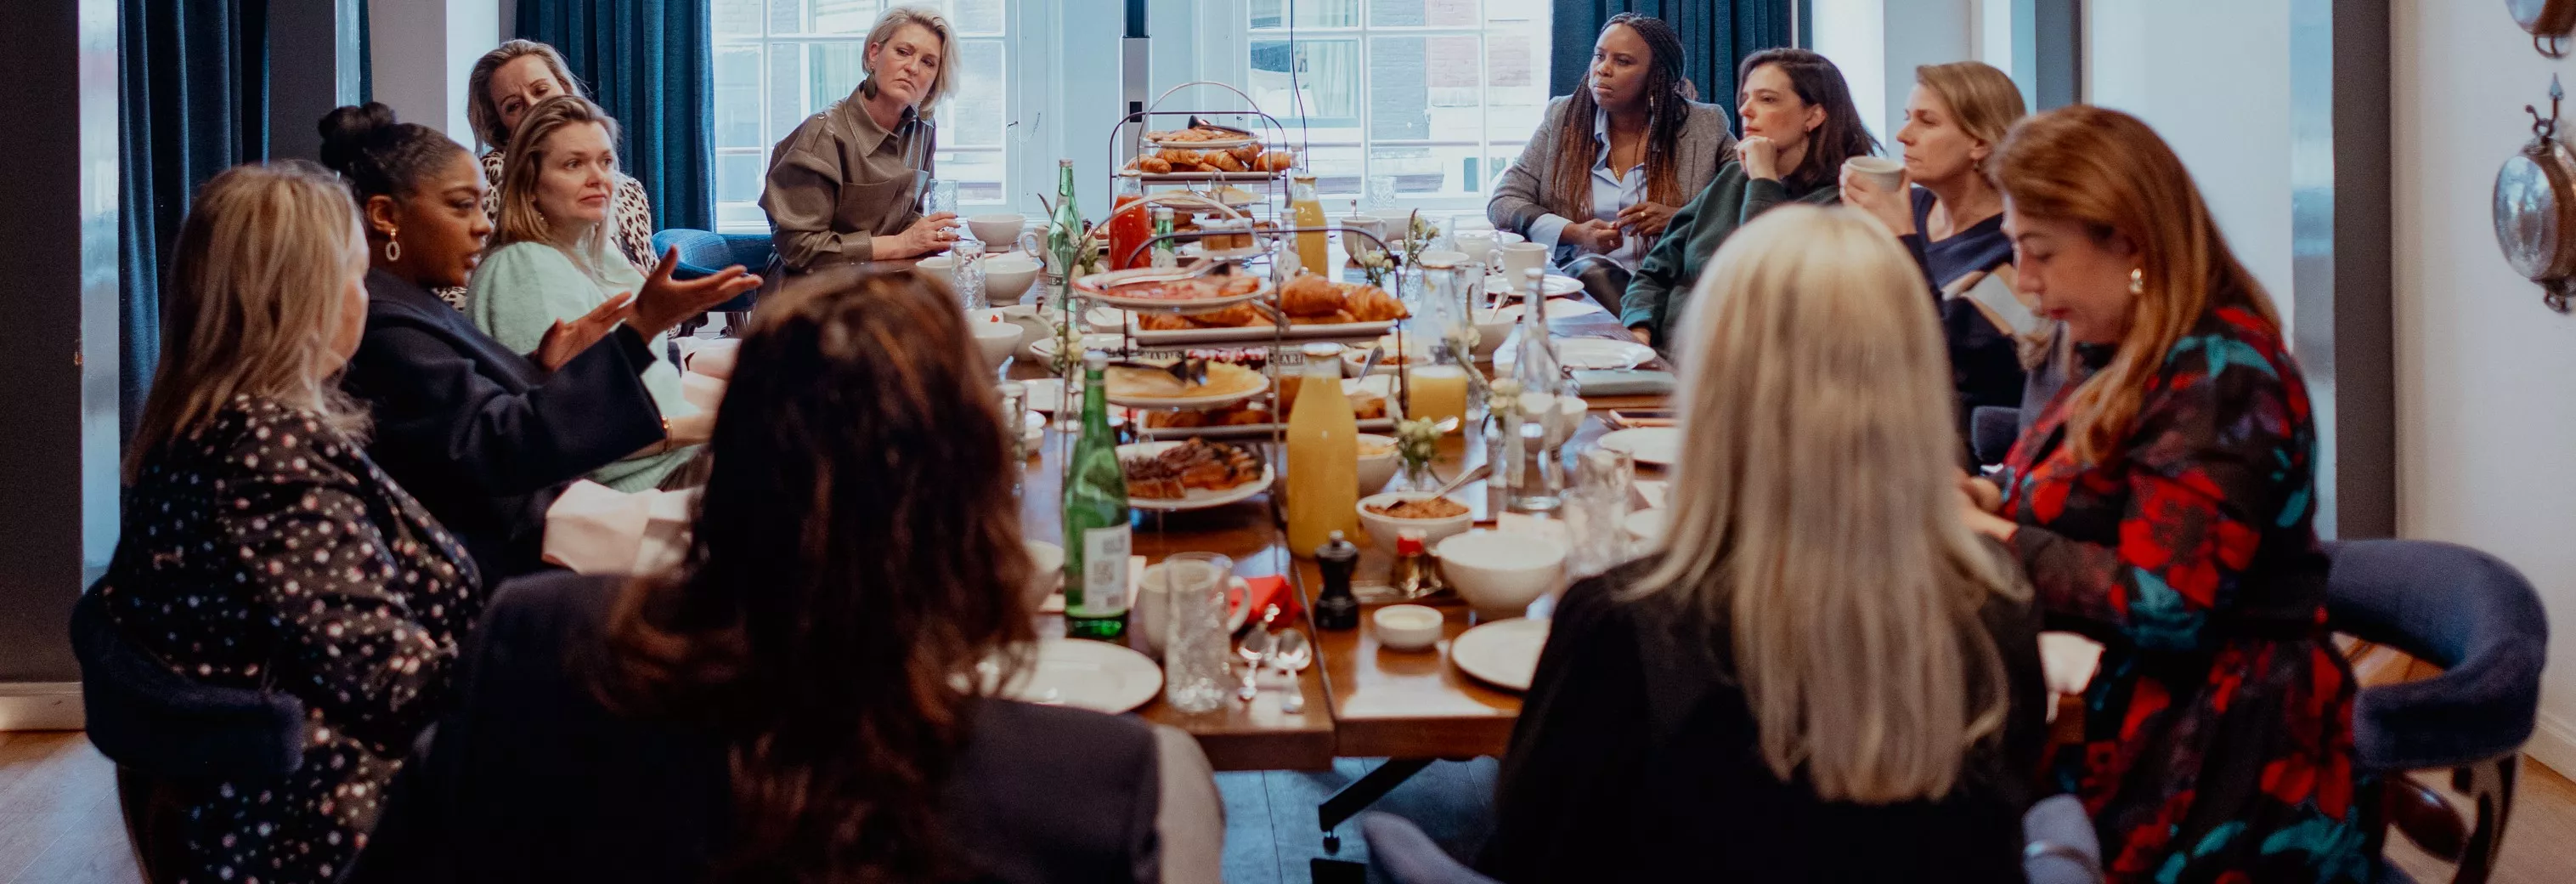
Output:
[1138,313,1198,332]
[1227,143,1263,164]
[1279,273,1345,316]
[1189,302,1262,326]
[1206,151,1247,173]
[1343,284,1409,322]
[1136,156,1172,174]
[1257,150,1297,172]
[1157,148,1205,165]
[1289,309,1358,326]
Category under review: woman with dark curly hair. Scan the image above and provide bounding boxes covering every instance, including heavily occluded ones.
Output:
[353,269,1223,884]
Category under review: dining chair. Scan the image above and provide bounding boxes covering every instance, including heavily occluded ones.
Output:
[70,586,308,883]
[650,229,774,335]
[2323,539,2549,884]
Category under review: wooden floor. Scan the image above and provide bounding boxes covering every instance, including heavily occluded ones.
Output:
[4,728,2570,883]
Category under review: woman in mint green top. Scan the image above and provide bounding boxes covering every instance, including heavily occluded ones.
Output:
[467,95,742,491]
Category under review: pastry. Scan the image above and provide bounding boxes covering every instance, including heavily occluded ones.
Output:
[1279,272,1346,316]
[1136,156,1172,174]
[1206,151,1247,173]
[1256,150,1297,172]
[1343,284,1409,322]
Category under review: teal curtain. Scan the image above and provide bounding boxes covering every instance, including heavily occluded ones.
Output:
[119,0,271,436]
[515,0,716,230]
[1551,0,1797,130]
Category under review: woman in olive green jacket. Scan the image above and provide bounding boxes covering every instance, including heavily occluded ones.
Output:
[1623,48,1879,348]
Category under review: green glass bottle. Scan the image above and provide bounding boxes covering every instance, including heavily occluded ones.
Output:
[1062,350,1131,640]
[1046,159,1085,291]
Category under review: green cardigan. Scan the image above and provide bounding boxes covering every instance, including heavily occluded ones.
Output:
[466,241,701,492]
[1618,162,1841,346]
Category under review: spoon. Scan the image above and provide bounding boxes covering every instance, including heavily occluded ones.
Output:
[1355,345,1387,380]
[1271,629,1313,713]
[1237,604,1280,701]
[1431,462,1492,499]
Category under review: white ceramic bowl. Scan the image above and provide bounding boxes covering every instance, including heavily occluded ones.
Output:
[1355,490,1475,552]
[916,253,957,286]
[1373,604,1445,653]
[969,316,1023,371]
[1435,530,1568,620]
[1022,540,1065,609]
[1355,434,1399,496]
[1469,308,1515,360]
[983,254,1042,305]
[969,213,1028,249]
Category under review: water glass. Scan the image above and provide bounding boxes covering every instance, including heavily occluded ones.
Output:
[1364,174,1398,210]
[1161,552,1235,714]
[951,243,988,310]
[924,178,961,216]
[997,381,1029,464]
[1565,448,1638,576]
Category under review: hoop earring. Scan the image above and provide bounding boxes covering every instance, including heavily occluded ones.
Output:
[2128,267,2144,295]
[384,234,401,263]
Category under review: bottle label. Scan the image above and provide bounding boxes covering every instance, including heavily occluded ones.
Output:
[1074,525,1132,616]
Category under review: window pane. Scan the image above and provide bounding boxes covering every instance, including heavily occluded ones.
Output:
[1427,0,1481,26]
[806,0,879,35]
[767,43,806,140]
[1373,0,1482,27]
[1251,38,1361,130]
[1251,0,1359,30]
[1484,23,1546,143]
[715,46,764,150]
[1370,0,1424,27]
[769,0,805,36]
[943,38,1006,148]
[713,0,764,38]
[937,150,1007,204]
[1370,144,1473,198]
[806,42,870,116]
[1367,36,1425,140]
[1302,144,1364,201]
[952,0,1005,36]
[716,151,766,205]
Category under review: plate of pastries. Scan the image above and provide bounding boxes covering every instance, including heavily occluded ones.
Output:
[1118,439,1273,510]
[1101,358,1268,410]
[1074,264,1271,313]
[1128,272,1409,344]
[1139,377,1390,433]
[1126,143,1300,176]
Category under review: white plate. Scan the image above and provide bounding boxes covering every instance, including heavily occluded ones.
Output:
[1178,243,1272,262]
[1623,507,1667,543]
[1551,338,1658,371]
[1596,427,1681,466]
[1103,369,1268,410]
[1449,618,1551,691]
[1026,333,1129,363]
[1488,298,1605,323]
[998,639,1164,713]
[1075,269,1272,313]
[1126,315,1399,347]
[1117,441,1274,510]
[1084,306,1133,332]
[1483,274,1584,299]
[1145,133,1261,150]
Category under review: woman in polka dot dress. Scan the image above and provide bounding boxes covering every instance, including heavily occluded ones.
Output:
[98,162,482,884]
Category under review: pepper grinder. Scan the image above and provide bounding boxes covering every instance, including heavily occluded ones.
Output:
[1313,530,1360,630]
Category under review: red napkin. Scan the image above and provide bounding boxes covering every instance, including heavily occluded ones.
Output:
[1240,575,1302,624]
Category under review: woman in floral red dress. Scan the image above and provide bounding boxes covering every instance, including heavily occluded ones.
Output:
[1960,105,2381,883]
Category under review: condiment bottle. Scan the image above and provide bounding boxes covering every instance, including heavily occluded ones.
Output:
[1313,530,1360,630]
[1388,528,1448,600]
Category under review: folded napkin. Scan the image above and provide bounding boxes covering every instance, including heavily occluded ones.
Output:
[1571,369,1675,397]
[680,372,727,413]
[544,481,701,575]
[2037,632,2104,722]
[1240,575,1300,624]
[683,338,741,379]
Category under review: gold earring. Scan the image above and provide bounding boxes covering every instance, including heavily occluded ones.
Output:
[2128,268,2144,295]
[384,230,401,263]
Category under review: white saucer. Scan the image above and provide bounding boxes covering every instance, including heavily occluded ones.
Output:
[996,639,1163,713]
[1596,427,1681,466]
[1450,618,1551,691]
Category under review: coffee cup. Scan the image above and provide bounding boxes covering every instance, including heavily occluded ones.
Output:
[1339,215,1389,255]
[1453,230,1496,264]
[1499,241,1550,291]
[1843,156,1907,192]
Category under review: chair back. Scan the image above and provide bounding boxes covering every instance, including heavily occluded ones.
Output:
[70,586,307,781]
[651,229,775,315]
[2325,540,2548,771]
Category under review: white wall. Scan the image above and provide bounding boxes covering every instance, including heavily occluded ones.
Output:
[1811,0,1890,144]
[2083,0,2296,332]
[2392,0,2576,775]
[366,0,499,146]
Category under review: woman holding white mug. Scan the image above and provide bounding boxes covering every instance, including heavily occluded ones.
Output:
[1839,60,2035,450]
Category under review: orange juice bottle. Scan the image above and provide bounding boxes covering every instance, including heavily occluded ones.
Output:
[1289,173,1330,275]
[1286,342,1359,555]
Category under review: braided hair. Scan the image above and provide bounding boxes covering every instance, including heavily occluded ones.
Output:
[1545,13,1692,220]
[316,101,468,203]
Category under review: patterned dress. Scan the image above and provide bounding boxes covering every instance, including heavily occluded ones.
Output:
[97,397,483,884]
[432,150,659,312]
[1994,306,2380,883]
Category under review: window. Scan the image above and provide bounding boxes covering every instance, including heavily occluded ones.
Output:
[709,0,1011,233]
[1246,0,1551,208]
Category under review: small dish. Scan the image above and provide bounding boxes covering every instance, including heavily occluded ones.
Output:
[1357,491,1476,552]
[1354,434,1398,496]
[1373,604,1446,653]
[1450,617,1551,691]
[1596,427,1681,467]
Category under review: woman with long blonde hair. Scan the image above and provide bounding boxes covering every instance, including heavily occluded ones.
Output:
[760,4,964,271]
[1482,205,2047,881]
[98,161,483,884]
[466,94,757,492]
[1967,105,2375,884]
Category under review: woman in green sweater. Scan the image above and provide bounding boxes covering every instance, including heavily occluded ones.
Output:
[468,95,758,491]
[1623,48,1879,348]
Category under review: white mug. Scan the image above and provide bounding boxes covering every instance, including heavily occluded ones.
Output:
[1844,156,1907,192]
[1499,241,1550,291]
[1339,215,1389,255]
[1134,562,1252,658]
[1453,230,1496,265]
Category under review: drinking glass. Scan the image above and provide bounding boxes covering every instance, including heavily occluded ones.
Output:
[1161,552,1235,713]
[924,178,960,216]
[1566,448,1638,576]
[997,382,1030,468]
[1364,174,1398,211]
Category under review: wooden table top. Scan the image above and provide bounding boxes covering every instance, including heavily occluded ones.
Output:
[1013,288,1665,770]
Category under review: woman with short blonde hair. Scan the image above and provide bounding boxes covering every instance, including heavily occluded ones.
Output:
[760,4,965,271]
[1483,205,2048,881]
[101,161,484,884]
[466,95,758,492]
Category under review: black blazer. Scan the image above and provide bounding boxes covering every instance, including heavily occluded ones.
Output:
[349,572,1173,884]
[340,269,667,578]
[1478,554,2050,882]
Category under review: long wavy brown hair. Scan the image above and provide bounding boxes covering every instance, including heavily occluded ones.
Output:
[597,268,1036,883]
[1990,105,2281,467]
[1736,48,1880,192]
[1545,13,1692,219]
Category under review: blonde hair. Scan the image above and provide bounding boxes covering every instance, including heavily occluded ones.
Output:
[861,5,958,118]
[127,162,371,481]
[466,39,585,150]
[1991,105,2282,466]
[1636,205,2020,803]
[1914,60,2027,177]
[492,95,624,269]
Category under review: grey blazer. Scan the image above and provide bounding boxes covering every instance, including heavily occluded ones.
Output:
[1489,95,1737,265]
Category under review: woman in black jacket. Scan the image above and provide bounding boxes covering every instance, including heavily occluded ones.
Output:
[319,103,757,577]
[1482,206,2048,881]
